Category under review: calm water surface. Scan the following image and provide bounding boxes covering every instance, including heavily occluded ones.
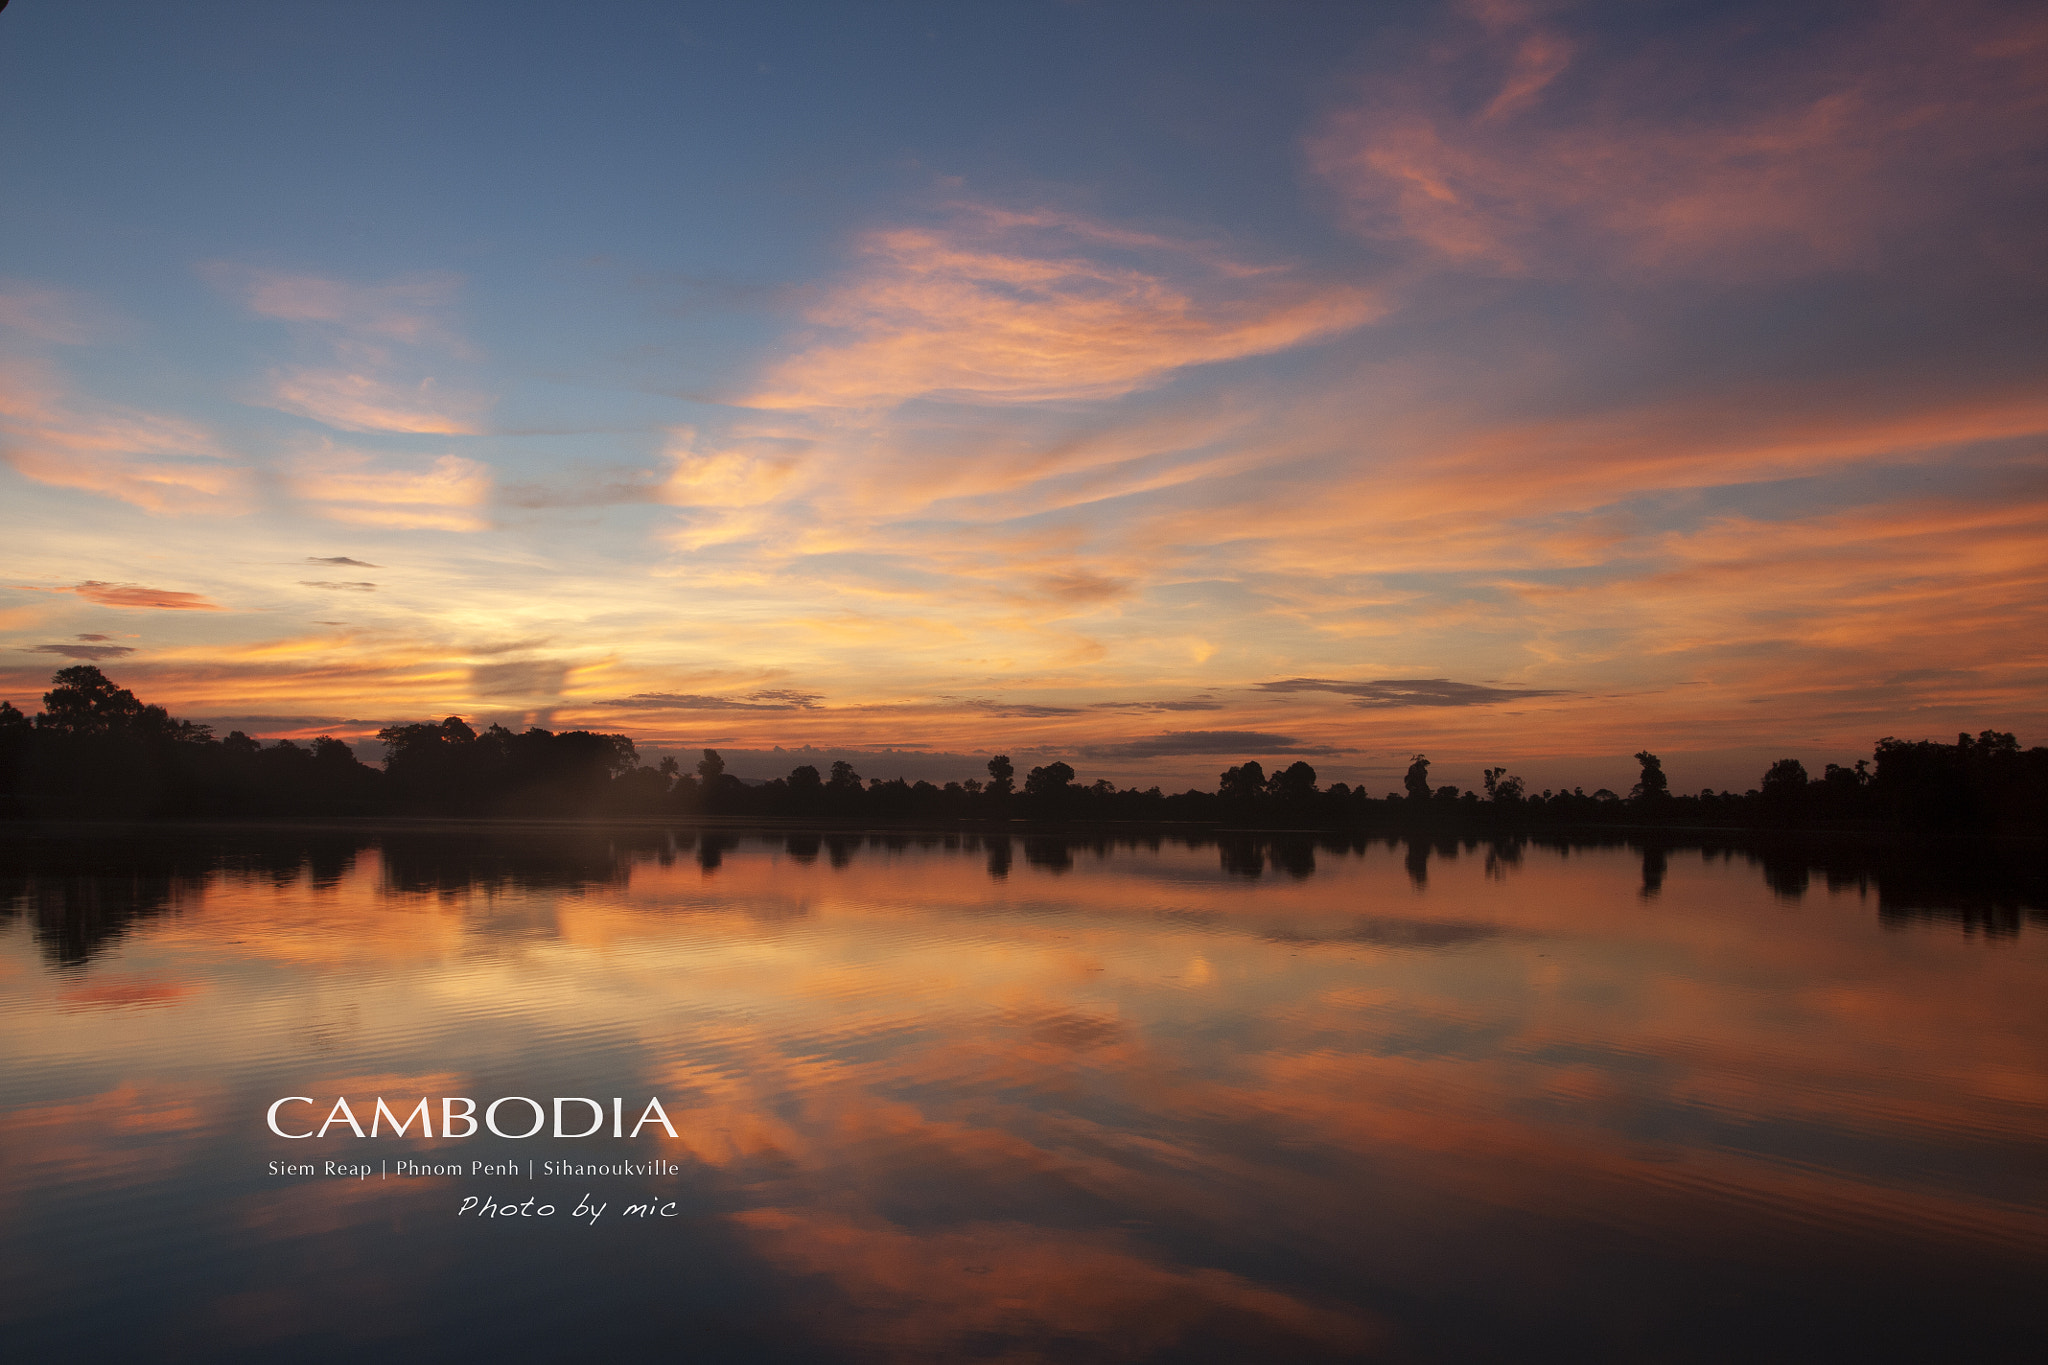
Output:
[2,826,2044,1362]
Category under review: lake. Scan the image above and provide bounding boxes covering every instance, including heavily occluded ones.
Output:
[2,825,2043,1362]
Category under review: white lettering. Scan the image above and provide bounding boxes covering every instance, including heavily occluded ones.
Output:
[459,1195,554,1218]
[373,1097,432,1137]
[267,1096,315,1139]
[318,1096,365,1138]
[553,1097,604,1139]
[629,1096,678,1139]
[485,1096,545,1139]
[442,1096,478,1138]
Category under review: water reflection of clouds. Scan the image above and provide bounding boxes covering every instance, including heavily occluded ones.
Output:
[1,830,2044,1358]
[732,1206,1383,1360]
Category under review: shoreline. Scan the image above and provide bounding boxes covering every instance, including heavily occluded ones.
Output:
[2,813,2041,850]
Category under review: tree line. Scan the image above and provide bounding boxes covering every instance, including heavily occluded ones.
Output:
[1,667,2042,833]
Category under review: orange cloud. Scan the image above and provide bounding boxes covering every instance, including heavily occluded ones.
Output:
[72,581,223,611]
[0,359,249,514]
[747,206,1380,409]
[654,428,810,550]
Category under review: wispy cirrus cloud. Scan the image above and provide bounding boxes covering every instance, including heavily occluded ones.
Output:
[746,205,1381,410]
[0,359,249,514]
[262,365,488,435]
[203,265,491,434]
[1305,0,2048,277]
[657,429,810,550]
[205,266,465,344]
[286,443,493,531]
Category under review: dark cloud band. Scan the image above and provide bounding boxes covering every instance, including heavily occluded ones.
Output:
[1079,730,1344,759]
[1257,677,1564,708]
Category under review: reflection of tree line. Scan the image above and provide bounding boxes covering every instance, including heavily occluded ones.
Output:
[0,825,370,966]
[7,824,2041,968]
[3,669,2044,839]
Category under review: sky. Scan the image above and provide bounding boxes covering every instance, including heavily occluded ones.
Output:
[1,0,2043,795]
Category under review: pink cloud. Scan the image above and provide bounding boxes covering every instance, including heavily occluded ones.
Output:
[1306,2,2048,277]
[747,207,1381,409]
[72,581,222,611]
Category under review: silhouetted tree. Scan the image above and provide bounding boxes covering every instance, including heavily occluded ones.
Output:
[819,759,863,816]
[35,665,199,741]
[1872,730,2046,832]
[1822,760,1868,792]
[694,747,741,812]
[985,754,1015,798]
[1403,754,1431,801]
[6,664,2043,836]
[0,700,29,816]
[1631,751,1669,802]
[1267,760,1318,803]
[1759,757,1809,817]
[1024,760,1076,813]
[1762,758,1807,793]
[22,666,209,815]
[377,717,481,812]
[1219,760,1267,809]
[374,716,636,816]
[775,763,823,817]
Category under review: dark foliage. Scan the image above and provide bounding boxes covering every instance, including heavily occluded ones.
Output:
[2,669,2043,835]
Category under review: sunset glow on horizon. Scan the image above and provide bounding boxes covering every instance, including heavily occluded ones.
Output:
[2,0,2044,794]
